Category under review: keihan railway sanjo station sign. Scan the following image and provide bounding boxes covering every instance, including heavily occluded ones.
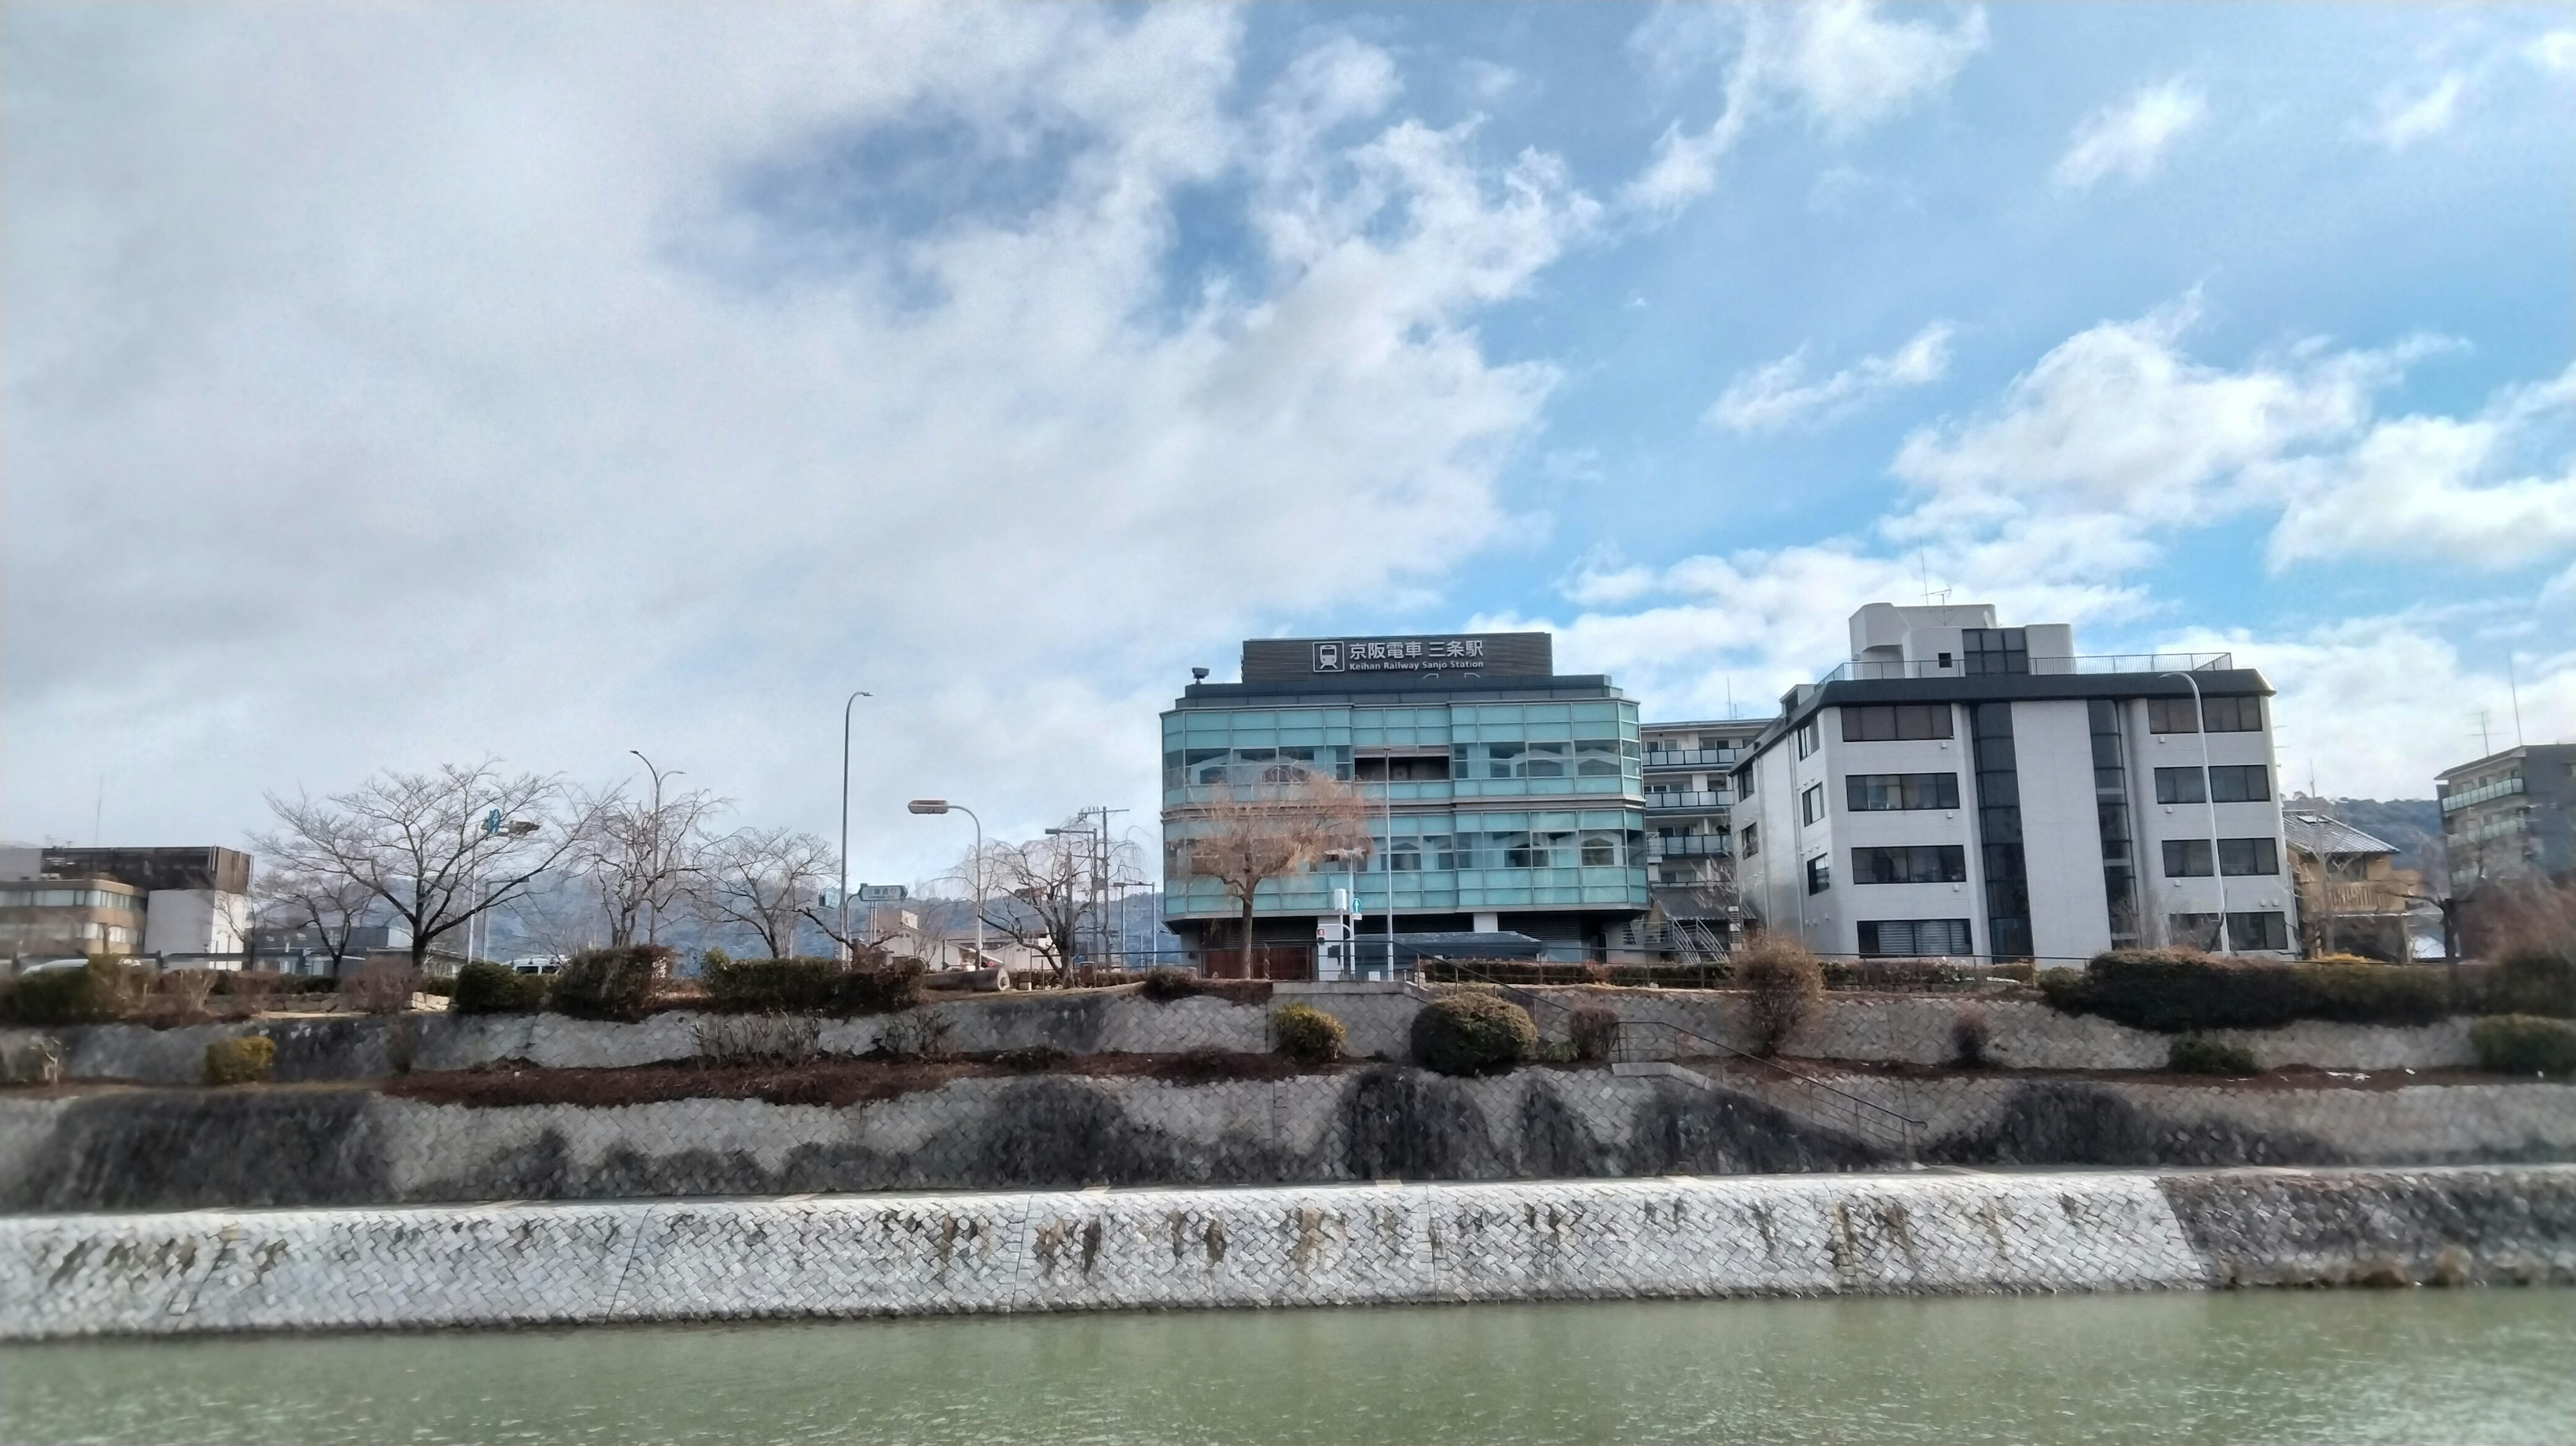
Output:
[1238,633,1555,682]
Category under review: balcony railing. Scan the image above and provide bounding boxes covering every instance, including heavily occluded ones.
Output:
[1816,651,2235,684]
[1648,835,1730,858]
[1642,748,1737,769]
[1645,791,1729,812]
[2440,775,2525,813]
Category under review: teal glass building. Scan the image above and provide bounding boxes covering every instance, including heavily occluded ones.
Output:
[1161,632,1650,965]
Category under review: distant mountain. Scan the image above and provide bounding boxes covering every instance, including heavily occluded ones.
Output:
[2287,797,2443,875]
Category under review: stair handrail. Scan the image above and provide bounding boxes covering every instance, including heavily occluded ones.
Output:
[1411,957,1924,1158]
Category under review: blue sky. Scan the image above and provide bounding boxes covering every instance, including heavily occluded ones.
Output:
[5,2,2573,879]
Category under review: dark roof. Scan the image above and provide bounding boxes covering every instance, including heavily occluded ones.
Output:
[2283,812,2396,859]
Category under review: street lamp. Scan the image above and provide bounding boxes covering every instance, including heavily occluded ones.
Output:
[2161,672,2228,954]
[839,690,873,961]
[908,799,983,973]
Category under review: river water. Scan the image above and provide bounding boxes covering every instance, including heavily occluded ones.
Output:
[4,1291,2571,1445]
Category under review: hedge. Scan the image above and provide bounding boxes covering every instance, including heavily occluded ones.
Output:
[2039,949,2451,1033]
[2495,949,2576,1019]
[549,946,673,1022]
[1411,992,1536,1076]
[2167,1034,2257,1076]
[1271,1002,1345,1064]
[1415,959,1734,989]
[0,960,123,1027]
[451,961,547,1016]
[2469,1015,2576,1076]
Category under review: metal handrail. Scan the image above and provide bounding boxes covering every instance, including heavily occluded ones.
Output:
[1817,651,2235,684]
[1416,958,1923,1160]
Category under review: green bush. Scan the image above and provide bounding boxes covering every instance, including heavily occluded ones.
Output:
[1411,993,1536,1076]
[2043,949,2451,1033]
[451,961,546,1016]
[1568,1005,1621,1063]
[2167,1034,2258,1076]
[1140,968,1203,1001]
[203,1035,276,1086]
[549,946,672,1021]
[2469,1015,2576,1076]
[835,960,927,1015]
[706,957,843,1013]
[2495,949,2576,1019]
[0,959,128,1027]
[414,975,457,998]
[1272,1002,1346,1064]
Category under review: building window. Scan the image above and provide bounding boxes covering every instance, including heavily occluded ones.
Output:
[1801,783,1825,826]
[2219,837,2278,875]
[2162,839,2212,877]
[1807,856,1831,894]
[1858,918,1974,957]
[1970,702,2031,961]
[1852,845,1968,885]
[1736,766,1755,797]
[1580,834,1617,867]
[2090,699,2141,949]
[2170,911,2290,951]
[1961,628,2029,675]
[2149,694,2263,734]
[1741,823,1759,857]
[1845,773,1960,811]
[2155,764,2270,803]
[1796,718,1821,758]
[1841,704,1953,741]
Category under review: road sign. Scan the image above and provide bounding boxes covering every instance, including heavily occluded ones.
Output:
[857,884,908,902]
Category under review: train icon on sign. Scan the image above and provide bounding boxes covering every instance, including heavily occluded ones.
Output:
[1313,642,1342,672]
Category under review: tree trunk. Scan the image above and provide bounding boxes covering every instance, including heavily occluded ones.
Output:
[1239,890,1259,979]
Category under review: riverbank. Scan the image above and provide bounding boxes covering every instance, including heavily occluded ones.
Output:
[6,1165,2571,1340]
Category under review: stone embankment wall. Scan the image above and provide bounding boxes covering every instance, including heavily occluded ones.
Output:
[0,981,2485,1085]
[6,1065,2568,1213]
[5,1166,2570,1341]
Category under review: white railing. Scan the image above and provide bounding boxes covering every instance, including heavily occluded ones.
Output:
[1817,651,2235,683]
[2440,775,2525,813]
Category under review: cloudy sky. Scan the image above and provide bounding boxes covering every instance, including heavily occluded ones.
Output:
[6,2,2573,883]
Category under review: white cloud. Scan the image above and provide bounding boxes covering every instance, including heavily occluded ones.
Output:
[2053,77,2206,190]
[1707,321,1953,433]
[1620,2,1985,214]
[2360,72,2465,150]
[2526,29,2576,77]
[1,10,1595,865]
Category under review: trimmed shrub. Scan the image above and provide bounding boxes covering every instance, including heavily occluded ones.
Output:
[0,958,131,1027]
[2495,948,2576,1019]
[1568,1005,1622,1063]
[835,960,927,1015]
[339,958,419,1015]
[549,946,672,1021]
[1417,958,1735,989]
[202,1035,276,1086]
[706,956,842,1013]
[1272,1002,1345,1064]
[2044,949,2451,1033]
[2469,1015,2576,1076]
[452,961,546,1016]
[1950,1003,1992,1069]
[1410,993,1536,1077]
[1140,968,1203,1001]
[1136,968,1271,1005]
[2167,1034,2258,1076]
[1736,937,1825,1057]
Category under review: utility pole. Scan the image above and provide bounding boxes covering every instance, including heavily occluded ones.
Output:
[2506,654,2525,746]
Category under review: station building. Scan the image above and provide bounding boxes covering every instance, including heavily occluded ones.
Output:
[1159,632,1649,968]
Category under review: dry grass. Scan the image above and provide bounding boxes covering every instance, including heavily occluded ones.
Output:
[382,1049,1321,1109]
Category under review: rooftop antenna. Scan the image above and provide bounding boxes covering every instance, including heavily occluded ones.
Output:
[1726,676,1735,719]
[2474,709,2493,757]
[2506,653,2525,746]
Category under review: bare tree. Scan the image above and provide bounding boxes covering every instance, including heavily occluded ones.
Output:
[1173,772,1373,977]
[693,828,837,958]
[253,865,380,976]
[572,773,725,947]
[254,760,585,973]
[959,826,1147,984]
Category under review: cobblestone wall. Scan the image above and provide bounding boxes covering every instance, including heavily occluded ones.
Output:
[7,1165,2569,1341]
[5,1065,2568,1213]
[0,985,2483,1087]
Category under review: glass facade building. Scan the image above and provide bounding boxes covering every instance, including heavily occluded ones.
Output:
[1161,633,1649,963]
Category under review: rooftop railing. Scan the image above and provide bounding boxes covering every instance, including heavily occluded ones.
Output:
[1642,747,1737,769]
[2440,775,2525,813]
[1816,651,2235,684]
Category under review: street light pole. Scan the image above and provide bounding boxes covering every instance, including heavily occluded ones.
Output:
[839,690,873,961]
[908,799,983,971]
[2161,672,2228,953]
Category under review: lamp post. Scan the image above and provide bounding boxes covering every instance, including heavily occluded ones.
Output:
[839,690,873,961]
[908,799,983,972]
[2161,672,2228,953]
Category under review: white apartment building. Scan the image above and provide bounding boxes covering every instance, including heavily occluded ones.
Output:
[1732,604,2298,962]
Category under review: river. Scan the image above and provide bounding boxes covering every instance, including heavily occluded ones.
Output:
[4,1290,2570,1445]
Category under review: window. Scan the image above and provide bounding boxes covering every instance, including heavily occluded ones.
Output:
[1801,783,1826,826]
[1580,834,1618,867]
[1741,822,1759,857]
[2149,694,2264,734]
[2161,838,2212,877]
[1858,919,1974,957]
[1845,772,1960,811]
[2154,766,2201,803]
[1852,845,1968,884]
[1961,628,2029,675]
[2218,837,2278,876]
[2226,911,2290,950]
[1807,856,1831,894]
[1796,718,1821,758]
[1841,704,1953,741]
[1736,766,1756,798]
[2157,765,2270,803]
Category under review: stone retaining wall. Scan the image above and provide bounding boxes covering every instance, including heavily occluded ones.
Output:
[0,983,2484,1085]
[5,1166,2569,1340]
[6,1066,2568,1213]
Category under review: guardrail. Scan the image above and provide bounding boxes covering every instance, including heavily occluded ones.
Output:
[1817,651,2235,683]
